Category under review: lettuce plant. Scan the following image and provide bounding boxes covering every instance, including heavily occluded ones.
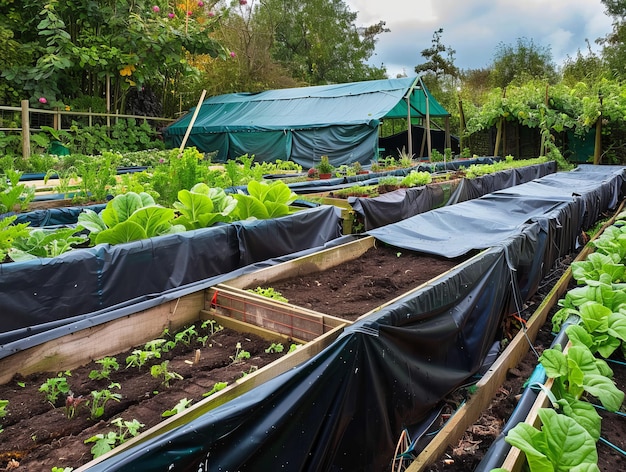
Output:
[564,301,626,358]
[504,408,599,472]
[539,343,624,412]
[233,180,297,220]
[173,183,237,230]
[78,192,184,245]
[9,226,88,261]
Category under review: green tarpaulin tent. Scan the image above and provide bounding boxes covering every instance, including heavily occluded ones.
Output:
[164,76,450,168]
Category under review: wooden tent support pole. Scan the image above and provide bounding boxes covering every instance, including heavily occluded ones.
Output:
[178,89,207,156]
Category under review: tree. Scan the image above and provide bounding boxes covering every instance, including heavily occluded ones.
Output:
[414,28,459,80]
[490,37,558,88]
[598,0,626,80]
[0,0,228,114]
[561,42,606,86]
[253,0,388,84]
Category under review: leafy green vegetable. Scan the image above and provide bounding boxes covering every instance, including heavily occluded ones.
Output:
[0,215,31,262]
[233,180,297,220]
[539,344,624,412]
[173,183,237,230]
[505,408,599,472]
[9,227,87,260]
[78,192,184,245]
[571,252,624,285]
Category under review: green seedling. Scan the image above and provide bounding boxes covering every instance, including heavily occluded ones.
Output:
[125,349,157,369]
[202,382,228,398]
[84,417,143,459]
[248,286,288,303]
[201,319,224,336]
[144,339,166,357]
[161,398,193,417]
[39,372,71,406]
[89,383,122,419]
[150,361,183,387]
[88,357,120,380]
[288,343,300,353]
[174,325,198,347]
[265,343,284,354]
[230,342,251,363]
[0,399,8,419]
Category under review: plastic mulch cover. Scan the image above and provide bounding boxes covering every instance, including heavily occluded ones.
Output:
[85,165,625,472]
[368,165,625,258]
[0,205,342,344]
[350,161,556,230]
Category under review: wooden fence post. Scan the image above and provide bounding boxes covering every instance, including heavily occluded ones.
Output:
[21,100,30,159]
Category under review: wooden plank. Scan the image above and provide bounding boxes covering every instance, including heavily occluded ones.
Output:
[0,292,204,385]
[223,236,376,289]
[206,285,350,341]
[199,310,308,344]
[76,323,346,471]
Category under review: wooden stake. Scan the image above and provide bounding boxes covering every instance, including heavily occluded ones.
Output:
[178,89,207,157]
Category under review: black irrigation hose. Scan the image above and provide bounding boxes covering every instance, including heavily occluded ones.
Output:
[474,315,579,472]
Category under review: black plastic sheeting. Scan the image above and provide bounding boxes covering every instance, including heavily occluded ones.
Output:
[87,165,625,472]
[0,205,342,345]
[350,161,556,230]
[368,165,625,258]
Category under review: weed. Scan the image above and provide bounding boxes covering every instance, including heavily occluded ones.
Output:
[64,392,86,419]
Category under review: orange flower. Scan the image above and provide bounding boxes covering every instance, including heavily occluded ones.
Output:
[119,64,136,77]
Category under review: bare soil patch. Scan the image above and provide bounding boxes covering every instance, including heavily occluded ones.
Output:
[267,243,470,320]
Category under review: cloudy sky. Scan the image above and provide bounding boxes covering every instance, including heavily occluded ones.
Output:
[344,0,614,77]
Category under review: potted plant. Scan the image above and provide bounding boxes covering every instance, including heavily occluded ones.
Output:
[315,155,334,179]
[351,161,368,175]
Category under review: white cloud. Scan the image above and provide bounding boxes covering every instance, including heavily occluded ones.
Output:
[345,0,613,76]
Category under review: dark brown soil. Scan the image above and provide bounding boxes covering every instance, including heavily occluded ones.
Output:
[0,325,288,471]
[266,243,468,320]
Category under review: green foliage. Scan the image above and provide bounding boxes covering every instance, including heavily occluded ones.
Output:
[539,344,624,412]
[147,148,212,205]
[0,169,36,213]
[401,171,432,188]
[248,286,289,303]
[150,361,183,387]
[84,417,143,459]
[265,343,284,354]
[0,399,8,419]
[161,398,192,417]
[491,37,558,88]
[89,384,122,419]
[203,382,228,398]
[173,183,238,230]
[39,372,71,406]
[78,192,183,246]
[233,180,298,220]
[253,0,388,84]
[89,357,120,381]
[414,28,459,80]
[51,467,74,472]
[0,215,31,262]
[125,349,157,369]
[315,155,334,174]
[9,227,87,261]
[230,342,251,363]
[505,408,599,472]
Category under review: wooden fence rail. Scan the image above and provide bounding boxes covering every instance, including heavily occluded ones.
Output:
[0,100,177,159]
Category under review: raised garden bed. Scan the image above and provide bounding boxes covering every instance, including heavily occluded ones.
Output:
[218,236,474,322]
[0,303,343,471]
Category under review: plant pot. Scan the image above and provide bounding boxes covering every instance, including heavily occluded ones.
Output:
[319,173,332,179]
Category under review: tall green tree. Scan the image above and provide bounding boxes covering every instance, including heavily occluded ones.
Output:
[414,28,459,81]
[598,0,626,80]
[490,37,558,88]
[0,0,227,113]
[253,0,388,84]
